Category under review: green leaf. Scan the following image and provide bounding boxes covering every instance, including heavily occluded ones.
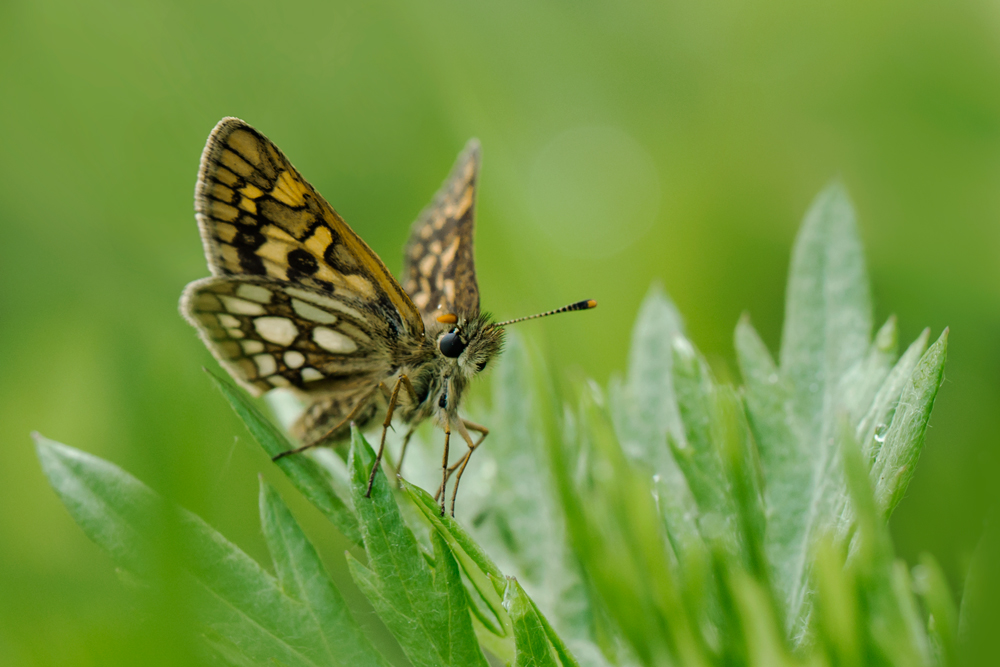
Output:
[504,578,559,667]
[33,434,373,667]
[839,418,891,570]
[549,383,707,667]
[885,561,933,667]
[913,553,959,667]
[713,386,768,583]
[727,569,795,667]
[612,287,702,581]
[857,329,931,463]
[461,335,574,616]
[346,428,489,667]
[870,329,948,517]
[758,183,874,632]
[812,536,861,666]
[621,282,687,457]
[404,480,510,627]
[958,507,1000,664]
[258,479,390,667]
[780,181,872,439]
[670,336,730,533]
[205,369,362,546]
[734,316,803,613]
[839,422,931,666]
[841,316,899,425]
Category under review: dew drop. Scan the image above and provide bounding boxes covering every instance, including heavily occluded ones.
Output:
[874,423,888,443]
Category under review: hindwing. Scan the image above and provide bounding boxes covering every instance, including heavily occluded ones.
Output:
[403,139,481,327]
[181,276,391,396]
[195,117,425,339]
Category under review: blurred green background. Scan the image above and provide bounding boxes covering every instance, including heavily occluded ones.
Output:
[2,0,999,664]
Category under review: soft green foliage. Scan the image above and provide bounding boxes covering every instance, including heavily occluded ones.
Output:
[33,435,386,667]
[206,370,361,546]
[37,184,957,666]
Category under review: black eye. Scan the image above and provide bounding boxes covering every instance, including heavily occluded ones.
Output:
[476,359,488,372]
[439,329,467,358]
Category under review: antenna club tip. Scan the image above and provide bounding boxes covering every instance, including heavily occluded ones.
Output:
[586,299,598,309]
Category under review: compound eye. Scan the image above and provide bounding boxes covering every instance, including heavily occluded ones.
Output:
[439,329,467,358]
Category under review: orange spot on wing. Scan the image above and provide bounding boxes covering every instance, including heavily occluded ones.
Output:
[436,313,458,324]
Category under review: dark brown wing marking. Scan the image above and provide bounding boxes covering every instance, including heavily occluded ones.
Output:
[195,117,425,338]
[402,139,481,327]
[181,276,390,396]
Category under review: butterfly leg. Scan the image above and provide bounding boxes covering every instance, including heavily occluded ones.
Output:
[273,382,386,461]
[433,420,487,504]
[365,374,416,498]
[447,419,489,517]
[436,422,452,515]
[394,427,417,485]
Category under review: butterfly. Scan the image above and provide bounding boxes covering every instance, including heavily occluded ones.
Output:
[181,118,596,515]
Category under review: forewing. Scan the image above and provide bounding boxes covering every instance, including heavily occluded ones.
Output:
[181,276,391,397]
[195,117,424,338]
[403,139,481,326]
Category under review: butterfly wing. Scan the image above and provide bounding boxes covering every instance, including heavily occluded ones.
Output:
[181,276,392,397]
[402,139,481,327]
[194,117,425,339]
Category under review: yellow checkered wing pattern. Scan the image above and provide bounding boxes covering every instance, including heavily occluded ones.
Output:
[194,117,425,339]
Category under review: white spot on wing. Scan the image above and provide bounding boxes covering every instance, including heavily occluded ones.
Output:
[313,327,358,354]
[301,367,324,382]
[220,295,265,315]
[284,350,305,368]
[268,375,291,387]
[226,327,245,339]
[291,298,337,324]
[236,284,273,304]
[241,340,264,354]
[253,353,277,376]
[218,313,241,328]
[254,317,299,346]
[440,236,460,267]
[419,253,436,277]
[285,287,365,321]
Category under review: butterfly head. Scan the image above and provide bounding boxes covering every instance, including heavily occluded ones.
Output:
[434,312,504,380]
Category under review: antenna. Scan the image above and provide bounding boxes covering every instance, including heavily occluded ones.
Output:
[495,299,597,327]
